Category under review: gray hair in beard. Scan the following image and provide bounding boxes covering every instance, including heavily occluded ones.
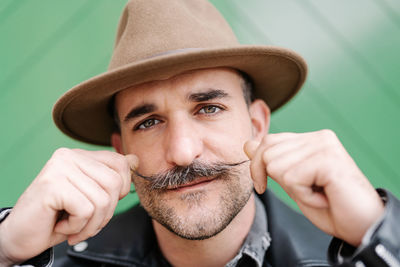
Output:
[132,160,249,190]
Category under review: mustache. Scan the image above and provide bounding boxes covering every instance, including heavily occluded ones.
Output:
[132,159,249,190]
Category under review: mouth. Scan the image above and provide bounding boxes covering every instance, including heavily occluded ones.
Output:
[167,176,216,191]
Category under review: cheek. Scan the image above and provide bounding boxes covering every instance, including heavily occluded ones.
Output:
[204,113,253,158]
[120,130,166,175]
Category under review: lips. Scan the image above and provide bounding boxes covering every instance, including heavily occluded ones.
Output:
[167,176,215,190]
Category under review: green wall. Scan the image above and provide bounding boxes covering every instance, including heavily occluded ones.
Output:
[1,0,399,212]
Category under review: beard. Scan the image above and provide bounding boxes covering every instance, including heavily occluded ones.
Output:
[132,160,253,240]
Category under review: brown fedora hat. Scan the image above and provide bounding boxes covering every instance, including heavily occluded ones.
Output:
[53,0,307,146]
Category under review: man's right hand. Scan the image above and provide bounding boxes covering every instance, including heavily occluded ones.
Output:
[0,148,137,265]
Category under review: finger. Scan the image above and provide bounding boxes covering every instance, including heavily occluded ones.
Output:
[73,149,132,198]
[52,180,94,236]
[125,154,139,185]
[261,136,307,164]
[70,150,128,199]
[260,132,299,149]
[273,152,329,209]
[263,141,316,183]
[292,184,329,209]
[125,154,139,171]
[53,177,111,246]
[244,140,268,194]
[244,133,301,193]
[64,165,117,233]
[244,133,299,158]
[244,140,259,159]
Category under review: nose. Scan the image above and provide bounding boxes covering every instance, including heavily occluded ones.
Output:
[164,116,203,167]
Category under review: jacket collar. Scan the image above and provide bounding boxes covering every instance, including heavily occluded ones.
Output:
[66,190,331,266]
[67,204,167,266]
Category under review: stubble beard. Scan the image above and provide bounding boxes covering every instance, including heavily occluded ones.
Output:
[135,166,253,240]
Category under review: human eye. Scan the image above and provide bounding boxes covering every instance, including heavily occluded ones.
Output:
[197,105,223,115]
[135,118,161,130]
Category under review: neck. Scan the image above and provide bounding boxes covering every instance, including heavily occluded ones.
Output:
[153,193,256,267]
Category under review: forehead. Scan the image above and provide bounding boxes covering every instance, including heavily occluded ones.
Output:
[114,68,243,108]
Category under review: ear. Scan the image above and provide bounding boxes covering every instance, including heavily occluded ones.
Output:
[249,99,270,141]
[111,132,124,154]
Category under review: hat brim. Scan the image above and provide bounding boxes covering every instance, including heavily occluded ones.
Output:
[53,45,307,146]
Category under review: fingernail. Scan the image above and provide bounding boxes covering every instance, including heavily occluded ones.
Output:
[244,140,259,160]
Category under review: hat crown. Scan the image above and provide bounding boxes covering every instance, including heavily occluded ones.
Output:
[53,0,307,146]
[108,0,238,70]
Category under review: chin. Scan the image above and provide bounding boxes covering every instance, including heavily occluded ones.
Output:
[146,180,253,240]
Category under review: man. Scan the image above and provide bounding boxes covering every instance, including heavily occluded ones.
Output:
[0,0,399,266]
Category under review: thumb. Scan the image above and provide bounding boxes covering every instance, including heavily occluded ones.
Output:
[122,154,139,199]
[244,140,267,194]
[244,140,260,160]
[117,154,139,199]
[125,154,139,172]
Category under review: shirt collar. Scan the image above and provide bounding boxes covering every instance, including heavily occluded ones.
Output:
[225,196,271,267]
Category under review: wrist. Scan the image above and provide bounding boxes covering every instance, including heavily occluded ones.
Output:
[0,209,25,266]
[346,187,386,246]
[0,212,17,265]
[0,243,17,267]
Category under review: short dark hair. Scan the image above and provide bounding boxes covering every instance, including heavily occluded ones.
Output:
[109,70,254,132]
[238,70,254,106]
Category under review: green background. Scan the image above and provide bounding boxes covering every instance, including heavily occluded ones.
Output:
[1,0,399,212]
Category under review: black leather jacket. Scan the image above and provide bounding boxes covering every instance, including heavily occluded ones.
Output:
[46,189,400,267]
[1,189,395,266]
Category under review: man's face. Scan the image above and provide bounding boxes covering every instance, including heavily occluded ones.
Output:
[114,68,258,240]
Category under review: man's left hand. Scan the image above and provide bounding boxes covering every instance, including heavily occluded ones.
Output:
[244,130,384,246]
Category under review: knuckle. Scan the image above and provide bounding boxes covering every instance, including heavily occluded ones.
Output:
[318,131,342,152]
[53,147,72,158]
[281,132,295,139]
[109,172,123,191]
[35,168,55,186]
[117,153,128,165]
[37,159,67,184]
[73,233,90,243]
[281,171,294,188]
[262,150,270,164]
[80,203,95,220]
[108,151,125,166]
[265,160,278,177]
[45,149,71,171]
[319,129,336,140]
[71,148,86,153]
[261,134,268,144]
[69,224,85,235]
[99,171,121,193]
[102,214,114,228]
[96,193,111,210]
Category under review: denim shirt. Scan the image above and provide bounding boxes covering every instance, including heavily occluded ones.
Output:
[226,196,271,267]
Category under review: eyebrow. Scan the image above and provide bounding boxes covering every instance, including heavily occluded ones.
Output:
[188,89,229,102]
[124,104,156,122]
[123,89,229,122]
